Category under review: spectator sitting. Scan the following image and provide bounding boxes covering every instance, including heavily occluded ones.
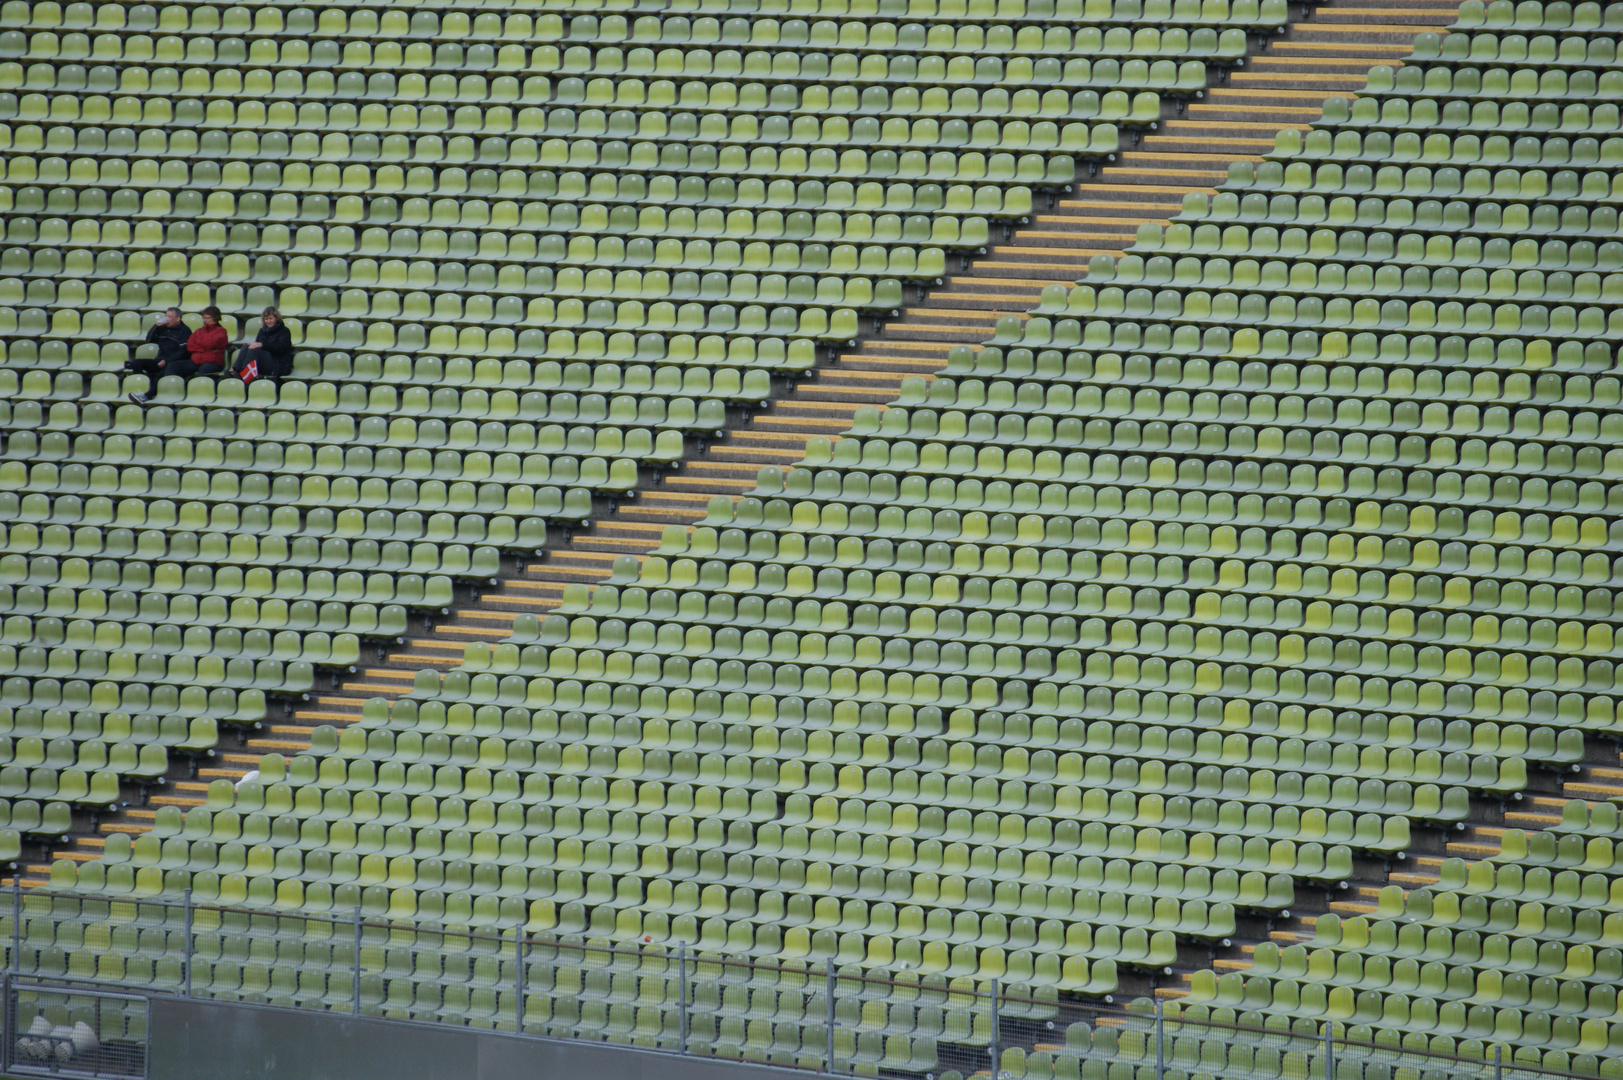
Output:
[129,305,229,405]
[184,306,230,375]
[127,307,189,377]
[230,307,293,380]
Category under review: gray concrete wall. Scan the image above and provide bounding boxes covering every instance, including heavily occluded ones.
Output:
[149,997,814,1080]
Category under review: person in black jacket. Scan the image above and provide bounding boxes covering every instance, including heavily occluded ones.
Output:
[231,306,293,380]
[128,307,190,376]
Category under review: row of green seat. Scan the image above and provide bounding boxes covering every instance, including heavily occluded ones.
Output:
[1362,60,1622,97]
[1269,128,1623,165]
[8,173,1027,218]
[0,0,1287,34]
[1455,0,1623,30]
[0,30,1249,69]
[2,364,770,404]
[0,81,1140,129]
[1410,28,1622,61]
[1324,94,1619,133]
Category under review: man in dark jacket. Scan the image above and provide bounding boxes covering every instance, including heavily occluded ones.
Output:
[231,306,294,380]
[127,308,189,376]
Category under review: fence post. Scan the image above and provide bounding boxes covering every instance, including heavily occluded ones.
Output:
[1494,1044,1502,1080]
[825,959,836,1073]
[1155,995,1165,1080]
[677,942,690,1055]
[989,979,1001,1079]
[514,927,526,1033]
[6,875,16,1074]
[351,904,362,1016]
[1323,1021,1334,1080]
[182,889,193,997]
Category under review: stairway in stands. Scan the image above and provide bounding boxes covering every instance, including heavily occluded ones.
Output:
[901,0,1460,338]
[26,0,1456,885]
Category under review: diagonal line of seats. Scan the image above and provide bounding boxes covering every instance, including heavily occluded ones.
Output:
[7,0,1623,1074]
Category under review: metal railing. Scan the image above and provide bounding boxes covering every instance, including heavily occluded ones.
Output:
[4,983,148,1080]
[0,886,1609,1080]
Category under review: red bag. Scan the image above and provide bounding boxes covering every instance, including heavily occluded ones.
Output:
[240,357,259,383]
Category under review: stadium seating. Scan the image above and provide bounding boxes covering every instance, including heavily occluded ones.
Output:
[1043,0,1623,1072]
[14,0,1623,1073]
[0,0,1289,848]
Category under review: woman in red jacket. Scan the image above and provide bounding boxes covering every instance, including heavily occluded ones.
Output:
[181,306,229,376]
[128,306,230,406]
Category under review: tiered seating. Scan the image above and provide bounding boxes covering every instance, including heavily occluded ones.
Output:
[23,0,1623,1072]
[1037,0,1623,1071]
[1215,800,1623,1068]
[33,0,1616,1048]
[0,0,1283,846]
[92,0,1623,1057]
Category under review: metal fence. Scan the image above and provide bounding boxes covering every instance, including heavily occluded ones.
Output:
[0,886,1608,1080]
[4,984,148,1080]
